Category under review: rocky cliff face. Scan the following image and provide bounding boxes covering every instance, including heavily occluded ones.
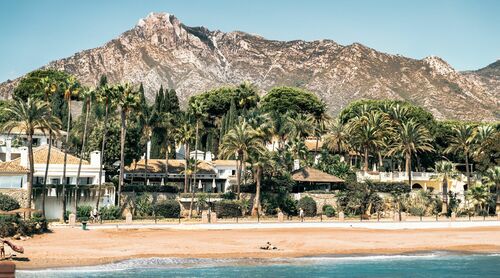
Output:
[1,12,498,121]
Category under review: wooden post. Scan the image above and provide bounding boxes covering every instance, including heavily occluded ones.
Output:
[0,262,16,278]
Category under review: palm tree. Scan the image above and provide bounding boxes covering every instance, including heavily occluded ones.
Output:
[466,182,491,215]
[432,160,459,212]
[116,83,141,207]
[219,121,262,199]
[483,166,500,214]
[158,112,175,183]
[323,119,350,155]
[347,110,387,171]
[188,99,208,218]
[39,76,59,218]
[74,87,95,212]
[473,125,496,159]
[313,111,330,157]
[61,76,80,221]
[138,104,158,185]
[285,113,315,140]
[248,147,270,216]
[387,120,434,185]
[1,98,61,213]
[175,122,194,193]
[445,124,477,192]
[95,84,117,211]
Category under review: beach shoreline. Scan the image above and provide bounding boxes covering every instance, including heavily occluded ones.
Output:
[5,224,500,270]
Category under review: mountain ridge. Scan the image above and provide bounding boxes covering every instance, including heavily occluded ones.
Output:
[0,12,498,121]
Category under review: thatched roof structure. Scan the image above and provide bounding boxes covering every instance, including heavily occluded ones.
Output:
[292,167,344,183]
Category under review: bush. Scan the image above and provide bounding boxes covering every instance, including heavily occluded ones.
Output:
[99,205,121,220]
[221,191,236,200]
[214,200,242,218]
[122,184,179,193]
[368,182,411,194]
[281,197,298,216]
[322,204,335,217]
[0,215,48,237]
[77,205,93,219]
[154,200,180,218]
[0,193,20,211]
[298,196,317,216]
[135,195,153,216]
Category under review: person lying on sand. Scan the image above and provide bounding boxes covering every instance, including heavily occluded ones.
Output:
[260,242,278,250]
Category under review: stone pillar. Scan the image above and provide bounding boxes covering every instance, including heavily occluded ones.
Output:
[400,212,406,221]
[210,212,217,223]
[278,212,284,222]
[202,211,209,224]
[0,261,16,277]
[393,212,400,222]
[69,213,76,226]
[497,213,500,221]
[338,211,345,222]
[451,212,456,221]
[125,212,133,224]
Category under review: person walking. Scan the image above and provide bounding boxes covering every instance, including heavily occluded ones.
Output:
[299,208,304,222]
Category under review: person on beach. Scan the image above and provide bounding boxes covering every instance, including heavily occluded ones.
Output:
[299,208,304,222]
[260,242,277,250]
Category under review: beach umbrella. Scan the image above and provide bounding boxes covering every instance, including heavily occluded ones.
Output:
[160,178,165,186]
[198,180,203,190]
[212,178,216,189]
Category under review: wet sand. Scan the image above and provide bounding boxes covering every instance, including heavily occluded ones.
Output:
[8,226,500,269]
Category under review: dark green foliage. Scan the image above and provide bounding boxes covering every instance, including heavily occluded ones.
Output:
[297,196,317,216]
[0,100,11,124]
[322,204,336,217]
[221,191,236,200]
[76,205,93,219]
[213,200,242,218]
[368,182,411,194]
[99,205,121,220]
[260,86,326,117]
[316,151,355,181]
[122,184,179,193]
[0,215,48,237]
[0,193,20,211]
[154,200,180,218]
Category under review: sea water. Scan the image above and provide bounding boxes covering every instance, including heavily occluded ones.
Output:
[17,252,500,277]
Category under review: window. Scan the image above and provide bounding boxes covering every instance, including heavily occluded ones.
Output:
[34,177,44,185]
[218,170,224,175]
[231,170,236,175]
[50,178,60,185]
[78,177,93,185]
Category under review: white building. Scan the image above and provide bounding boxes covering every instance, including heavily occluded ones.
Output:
[0,126,65,162]
[0,145,114,219]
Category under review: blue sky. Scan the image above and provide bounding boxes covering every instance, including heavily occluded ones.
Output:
[0,0,498,82]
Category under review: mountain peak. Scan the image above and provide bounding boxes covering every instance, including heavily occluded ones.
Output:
[423,55,456,75]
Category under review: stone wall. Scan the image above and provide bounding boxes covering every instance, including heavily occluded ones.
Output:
[121,192,177,215]
[0,188,29,208]
[293,192,337,213]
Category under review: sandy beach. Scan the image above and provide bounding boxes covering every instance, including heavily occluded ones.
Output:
[6,223,500,269]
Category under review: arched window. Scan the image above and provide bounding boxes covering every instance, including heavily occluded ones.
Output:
[412,183,423,190]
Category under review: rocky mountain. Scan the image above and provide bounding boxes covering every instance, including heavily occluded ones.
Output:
[1,12,498,121]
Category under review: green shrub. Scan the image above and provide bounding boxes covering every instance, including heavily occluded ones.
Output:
[221,191,236,200]
[99,205,121,220]
[322,204,335,217]
[135,195,153,216]
[281,197,298,216]
[298,196,317,216]
[214,200,242,218]
[154,200,180,218]
[122,184,179,193]
[77,205,93,219]
[0,215,47,237]
[0,193,20,211]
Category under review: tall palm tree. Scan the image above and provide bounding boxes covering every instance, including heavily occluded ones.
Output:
[219,121,262,199]
[387,120,434,185]
[138,104,158,185]
[39,76,59,218]
[249,147,270,216]
[1,98,61,213]
[158,112,175,183]
[466,183,491,215]
[445,124,477,192]
[175,122,194,193]
[61,76,80,221]
[188,99,208,218]
[313,111,330,157]
[473,125,496,159]
[432,160,459,212]
[483,166,500,214]
[74,88,95,212]
[95,84,117,211]
[323,119,350,155]
[116,83,141,207]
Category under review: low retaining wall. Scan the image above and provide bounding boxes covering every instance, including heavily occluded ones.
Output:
[293,192,337,213]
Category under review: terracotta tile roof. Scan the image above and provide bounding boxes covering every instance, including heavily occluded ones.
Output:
[1,125,67,136]
[211,160,239,167]
[305,139,323,152]
[0,161,28,173]
[125,159,215,175]
[292,167,344,183]
[6,145,89,166]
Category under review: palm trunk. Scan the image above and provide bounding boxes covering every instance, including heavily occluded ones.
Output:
[314,136,320,158]
[95,99,109,211]
[236,152,243,200]
[184,143,189,193]
[465,152,471,191]
[74,98,91,212]
[61,100,71,222]
[144,138,149,186]
[189,121,199,219]
[165,130,169,184]
[41,131,52,218]
[406,152,412,186]
[117,109,127,208]
[363,148,369,171]
[252,166,262,216]
[27,133,35,213]
[378,152,383,169]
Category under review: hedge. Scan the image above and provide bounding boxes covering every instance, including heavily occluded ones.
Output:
[0,215,48,237]
[77,205,93,219]
[298,196,317,216]
[154,200,181,218]
[99,206,121,220]
[322,204,335,217]
[0,193,20,211]
[122,184,179,193]
[214,200,242,218]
